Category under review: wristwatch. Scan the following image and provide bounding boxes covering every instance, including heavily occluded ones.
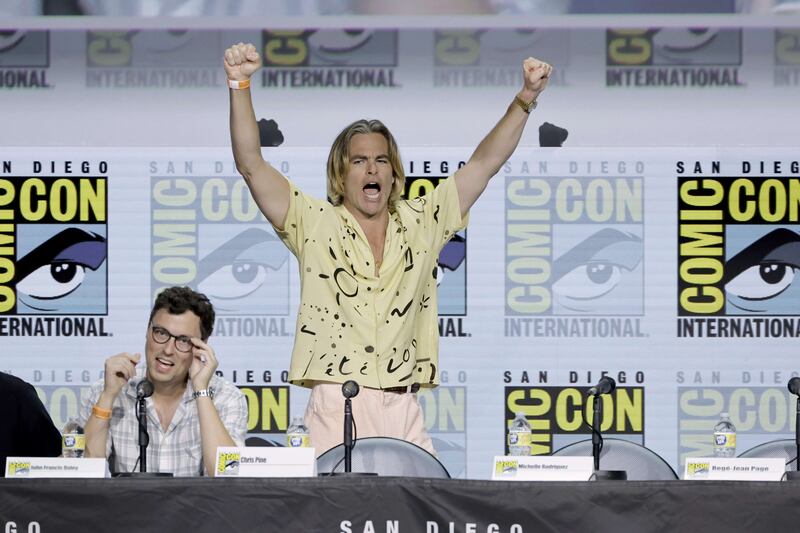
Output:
[514,95,537,114]
[192,388,215,399]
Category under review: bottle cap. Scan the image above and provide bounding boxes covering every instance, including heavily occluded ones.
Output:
[720,412,729,417]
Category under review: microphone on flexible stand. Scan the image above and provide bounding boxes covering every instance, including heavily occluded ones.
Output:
[586,377,626,481]
[116,378,172,477]
[587,376,616,397]
[328,380,376,476]
[787,377,800,481]
[135,379,153,472]
[342,380,359,473]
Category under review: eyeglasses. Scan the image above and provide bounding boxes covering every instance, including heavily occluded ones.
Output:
[151,325,194,353]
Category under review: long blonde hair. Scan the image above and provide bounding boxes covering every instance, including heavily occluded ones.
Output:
[326,119,406,211]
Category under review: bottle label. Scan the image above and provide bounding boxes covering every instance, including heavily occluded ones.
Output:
[714,432,736,448]
[508,431,531,448]
[62,433,86,451]
[287,434,310,448]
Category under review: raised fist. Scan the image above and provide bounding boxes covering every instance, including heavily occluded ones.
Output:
[224,42,262,81]
[521,57,553,99]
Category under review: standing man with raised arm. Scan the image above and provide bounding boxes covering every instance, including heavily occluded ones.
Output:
[225,42,551,456]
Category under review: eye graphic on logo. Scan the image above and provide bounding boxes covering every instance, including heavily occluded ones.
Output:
[724,228,800,313]
[310,29,373,52]
[15,228,107,312]
[551,228,642,313]
[479,29,541,54]
[197,228,289,310]
[436,233,466,287]
[554,261,623,300]
[309,30,374,65]
[654,28,719,56]
[137,29,193,54]
[726,264,796,299]
[18,263,87,299]
[0,30,26,53]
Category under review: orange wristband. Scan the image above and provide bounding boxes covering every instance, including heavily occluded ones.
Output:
[92,405,112,420]
[227,78,250,90]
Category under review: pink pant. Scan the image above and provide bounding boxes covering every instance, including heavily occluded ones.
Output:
[304,383,435,457]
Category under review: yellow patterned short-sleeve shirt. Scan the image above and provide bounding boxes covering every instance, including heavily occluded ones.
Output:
[276,176,468,390]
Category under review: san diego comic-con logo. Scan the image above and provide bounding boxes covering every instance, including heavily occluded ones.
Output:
[150,170,292,338]
[505,382,645,456]
[403,168,469,337]
[504,173,645,338]
[0,163,109,337]
[677,384,798,466]
[216,450,241,476]
[677,168,800,337]
[0,30,50,89]
[775,29,800,87]
[239,384,290,447]
[28,382,94,431]
[261,29,399,88]
[606,28,743,87]
[86,30,230,88]
[433,29,569,88]
[418,383,467,478]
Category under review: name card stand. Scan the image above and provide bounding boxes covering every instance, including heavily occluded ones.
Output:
[684,457,787,481]
[5,457,107,478]
[492,456,594,481]
[215,446,316,478]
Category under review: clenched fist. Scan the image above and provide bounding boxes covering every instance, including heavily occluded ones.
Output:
[224,42,262,81]
[521,57,553,102]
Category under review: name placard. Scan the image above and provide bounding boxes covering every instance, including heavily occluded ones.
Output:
[215,447,317,478]
[5,457,107,478]
[492,456,593,481]
[684,457,787,481]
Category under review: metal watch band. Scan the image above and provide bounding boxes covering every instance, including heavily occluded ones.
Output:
[192,388,214,399]
[514,95,537,113]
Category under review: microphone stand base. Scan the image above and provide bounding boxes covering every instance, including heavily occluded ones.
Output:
[784,471,800,481]
[592,470,627,481]
[114,472,174,478]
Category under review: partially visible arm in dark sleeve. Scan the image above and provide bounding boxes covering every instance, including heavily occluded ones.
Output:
[19,381,63,458]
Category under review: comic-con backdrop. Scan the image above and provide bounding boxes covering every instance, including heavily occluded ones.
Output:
[1,22,799,478]
[0,26,797,148]
[2,146,798,479]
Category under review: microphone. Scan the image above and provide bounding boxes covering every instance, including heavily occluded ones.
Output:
[789,377,800,479]
[325,381,374,477]
[116,379,172,477]
[136,379,154,399]
[586,376,626,480]
[587,376,616,397]
[341,380,360,475]
[342,380,360,399]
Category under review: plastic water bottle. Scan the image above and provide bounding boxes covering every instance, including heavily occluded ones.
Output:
[286,417,310,448]
[62,418,85,458]
[713,412,736,457]
[508,412,532,456]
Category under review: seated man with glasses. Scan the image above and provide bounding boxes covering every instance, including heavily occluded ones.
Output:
[79,286,247,476]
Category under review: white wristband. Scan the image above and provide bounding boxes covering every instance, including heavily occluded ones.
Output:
[227,79,250,90]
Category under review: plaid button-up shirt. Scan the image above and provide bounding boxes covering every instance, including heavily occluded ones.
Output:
[79,368,247,476]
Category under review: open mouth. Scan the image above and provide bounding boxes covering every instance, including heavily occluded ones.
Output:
[155,357,175,371]
[363,182,381,198]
